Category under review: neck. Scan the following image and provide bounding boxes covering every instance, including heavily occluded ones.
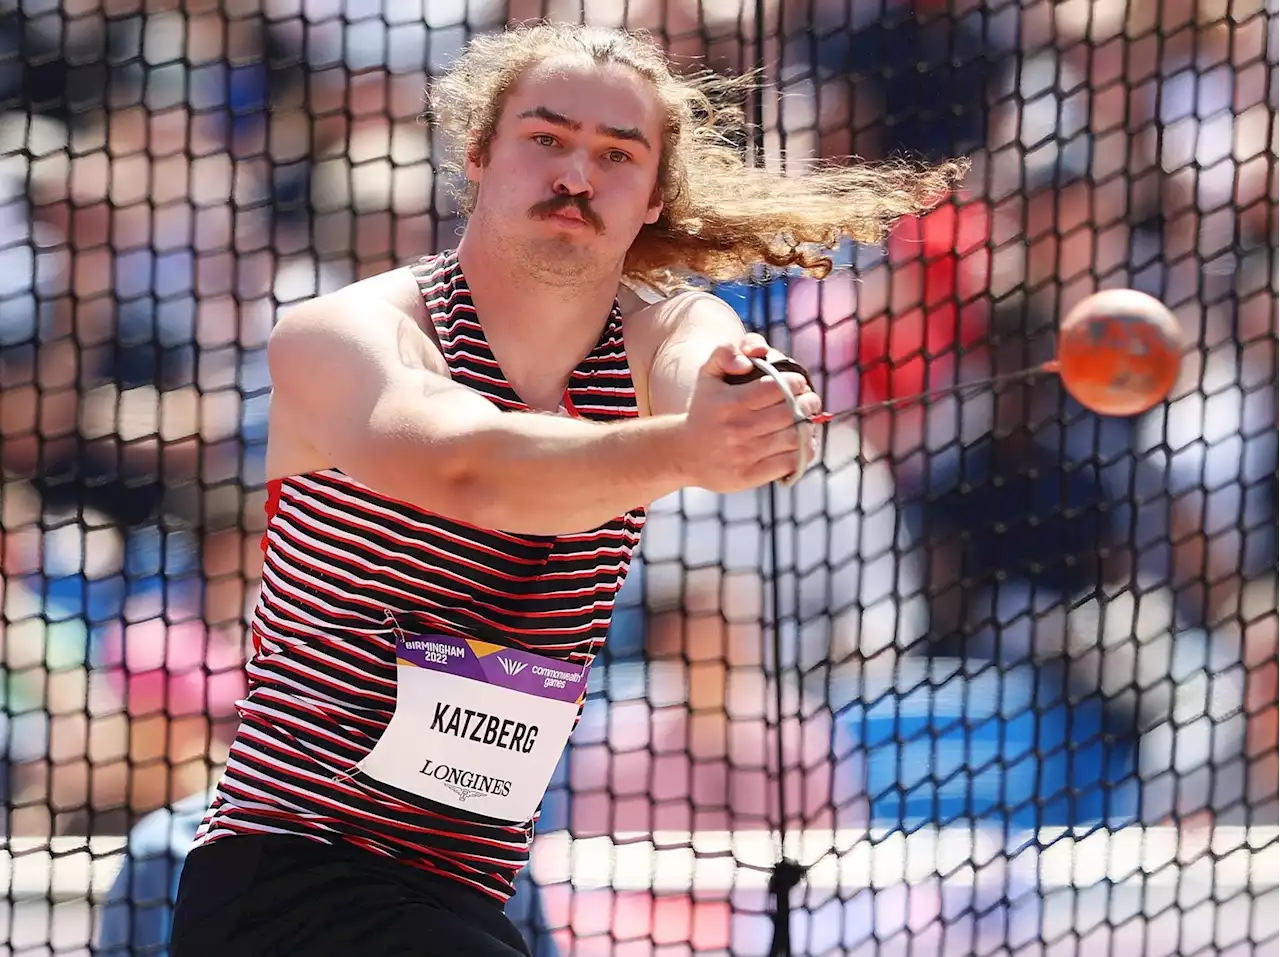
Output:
[456,227,622,348]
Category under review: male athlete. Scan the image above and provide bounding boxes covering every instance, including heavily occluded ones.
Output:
[170,22,963,957]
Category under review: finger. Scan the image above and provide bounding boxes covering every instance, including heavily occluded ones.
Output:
[765,423,803,456]
[745,404,811,448]
[739,333,771,357]
[796,392,823,419]
[737,373,811,411]
[737,341,802,372]
[703,342,755,379]
[755,419,819,486]
[743,448,806,487]
[795,420,820,474]
[747,386,823,426]
[737,387,822,435]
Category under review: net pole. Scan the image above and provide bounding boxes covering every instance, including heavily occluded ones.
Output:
[747,6,808,956]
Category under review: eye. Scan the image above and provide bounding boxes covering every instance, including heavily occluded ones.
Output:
[532,134,559,148]
[605,149,632,164]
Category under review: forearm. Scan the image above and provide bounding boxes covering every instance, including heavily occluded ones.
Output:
[344,396,692,535]
[450,413,690,534]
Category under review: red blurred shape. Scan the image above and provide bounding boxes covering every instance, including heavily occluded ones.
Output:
[858,201,993,404]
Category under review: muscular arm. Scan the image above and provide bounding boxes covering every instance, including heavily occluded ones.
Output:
[634,291,751,416]
[267,272,692,535]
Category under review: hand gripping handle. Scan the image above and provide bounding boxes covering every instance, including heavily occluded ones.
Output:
[724,356,818,488]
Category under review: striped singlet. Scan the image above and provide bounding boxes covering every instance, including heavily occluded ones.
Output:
[193,250,647,901]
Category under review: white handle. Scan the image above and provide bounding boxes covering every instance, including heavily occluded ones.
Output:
[745,356,818,488]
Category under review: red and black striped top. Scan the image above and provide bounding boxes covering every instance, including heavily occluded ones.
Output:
[193,250,647,900]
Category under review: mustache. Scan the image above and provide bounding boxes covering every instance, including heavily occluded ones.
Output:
[529,194,605,233]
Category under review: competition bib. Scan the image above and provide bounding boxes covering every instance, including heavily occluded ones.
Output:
[357,633,590,823]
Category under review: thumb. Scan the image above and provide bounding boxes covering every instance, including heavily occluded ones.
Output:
[701,342,755,379]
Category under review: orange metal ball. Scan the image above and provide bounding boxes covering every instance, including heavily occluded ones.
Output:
[1055,289,1184,417]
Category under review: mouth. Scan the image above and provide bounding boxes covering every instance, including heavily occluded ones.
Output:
[546,208,588,227]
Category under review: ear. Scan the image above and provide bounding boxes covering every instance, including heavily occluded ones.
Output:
[464,138,487,186]
[644,198,663,226]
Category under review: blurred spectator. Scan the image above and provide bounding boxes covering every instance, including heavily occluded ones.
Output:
[94,609,248,817]
[762,0,1020,170]
[637,420,924,682]
[1051,0,1277,249]
[782,161,1275,828]
[807,0,1012,162]
[1067,579,1249,824]
[782,192,1115,638]
[1241,576,1279,817]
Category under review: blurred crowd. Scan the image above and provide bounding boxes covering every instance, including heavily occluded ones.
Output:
[0,0,1275,878]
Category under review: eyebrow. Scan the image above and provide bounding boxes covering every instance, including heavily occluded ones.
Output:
[518,106,652,151]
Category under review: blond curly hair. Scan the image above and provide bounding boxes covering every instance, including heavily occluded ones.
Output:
[428,22,970,292]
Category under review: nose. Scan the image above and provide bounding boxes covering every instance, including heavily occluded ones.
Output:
[552,153,593,200]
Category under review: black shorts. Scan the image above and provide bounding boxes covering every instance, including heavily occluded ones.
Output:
[170,835,533,957]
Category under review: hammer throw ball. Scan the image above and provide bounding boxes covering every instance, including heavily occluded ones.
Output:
[1055,289,1184,417]
[725,356,819,487]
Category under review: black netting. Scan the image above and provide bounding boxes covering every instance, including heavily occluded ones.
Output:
[0,1,1277,955]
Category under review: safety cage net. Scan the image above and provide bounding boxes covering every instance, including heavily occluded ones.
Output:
[0,0,1277,954]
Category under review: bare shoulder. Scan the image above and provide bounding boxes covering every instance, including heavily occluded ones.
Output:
[281,265,425,331]
[265,264,441,480]
[272,264,444,375]
[618,283,744,416]
[620,286,744,356]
